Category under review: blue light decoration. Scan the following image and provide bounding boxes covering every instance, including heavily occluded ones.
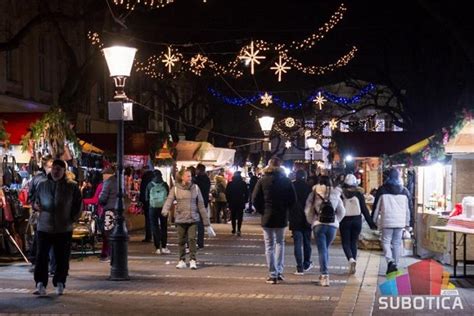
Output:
[208,83,376,110]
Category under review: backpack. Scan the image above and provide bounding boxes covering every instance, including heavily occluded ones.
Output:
[149,182,167,208]
[343,194,361,217]
[316,189,335,224]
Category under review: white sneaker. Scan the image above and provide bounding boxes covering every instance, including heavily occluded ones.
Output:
[189,260,197,270]
[176,260,187,269]
[294,271,304,276]
[320,275,330,287]
[349,258,357,274]
[55,282,64,295]
[34,282,47,296]
[155,249,161,255]
[161,247,171,254]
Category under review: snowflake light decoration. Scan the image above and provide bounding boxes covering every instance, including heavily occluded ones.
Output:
[190,53,208,75]
[238,41,266,75]
[284,117,295,128]
[270,55,291,82]
[162,46,179,73]
[313,92,327,110]
[329,118,338,130]
[285,140,292,149]
[260,92,273,107]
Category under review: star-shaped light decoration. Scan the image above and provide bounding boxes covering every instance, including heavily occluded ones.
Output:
[285,140,292,149]
[238,41,266,74]
[313,92,327,110]
[329,118,338,130]
[162,46,179,73]
[190,53,208,75]
[260,92,273,107]
[270,55,291,82]
[284,117,295,128]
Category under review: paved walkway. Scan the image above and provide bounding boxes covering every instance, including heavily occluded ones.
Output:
[1,214,473,315]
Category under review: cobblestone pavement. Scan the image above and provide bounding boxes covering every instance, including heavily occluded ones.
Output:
[1,214,472,315]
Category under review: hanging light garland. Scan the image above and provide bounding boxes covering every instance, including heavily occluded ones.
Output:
[207,83,375,110]
[88,3,355,80]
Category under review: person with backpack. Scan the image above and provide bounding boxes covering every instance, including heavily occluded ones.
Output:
[162,169,210,269]
[340,174,377,274]
[372,168,412,274]
[225,171,249,236]
[290,170,313,275]
[146,170,170,255]
[252,158,296,284]
[305,175,345,287]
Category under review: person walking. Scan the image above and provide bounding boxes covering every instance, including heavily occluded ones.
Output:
[33,159,82,296]
[193,164,211,248]
[162,169,210,270]
[252,158,296,284]
[305,175,345,287]
[245,172,258,213]
[290,170,313,275]
[340,174,377,274]
[225,171,249,236]
[372,168,411,274]
[146,170,170,255]
[139,166,154,242]
[213,174,227,223]
[98,167,118,262]
[27,155,53,273]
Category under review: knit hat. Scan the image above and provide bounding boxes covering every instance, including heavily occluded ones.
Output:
[344,174,358,186]
[52,159,67,169]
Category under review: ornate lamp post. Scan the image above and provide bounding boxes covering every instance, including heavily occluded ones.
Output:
[306,137,317,176]
[103,45,137,281]
[258,116,274,164]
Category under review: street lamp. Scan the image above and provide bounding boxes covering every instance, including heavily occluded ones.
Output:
[307,137,317,176]
[103,45,137,281]
[258,115,274,164]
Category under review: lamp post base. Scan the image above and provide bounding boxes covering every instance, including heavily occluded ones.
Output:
[108,217,130,281]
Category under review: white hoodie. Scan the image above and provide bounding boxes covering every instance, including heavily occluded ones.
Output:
[304,185,346,229]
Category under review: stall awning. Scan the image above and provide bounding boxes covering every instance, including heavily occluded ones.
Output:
[176,140,235,167]
[79,139,104,155]
[77,133,162,155]
[0,112,44,144]
[445,121,474,154]
[401,136,433,155]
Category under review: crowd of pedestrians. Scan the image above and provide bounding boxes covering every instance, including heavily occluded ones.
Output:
[26,155,411,296]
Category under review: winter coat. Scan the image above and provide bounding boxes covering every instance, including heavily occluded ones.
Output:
[83,182,104,217]
[162,183,210,226]
[252,166,296,228]
[213,175,227,202]
[342,186,377,229]
[305,185,346,229]
[139,170,154,203]
[28,170,48,205]
[36,174,83,233]
[249,176,258,195]
[194,174,211,208]
[289,179,312,231]
[99,175,118,210]
[225,175,249,210]
[372,183,411,228]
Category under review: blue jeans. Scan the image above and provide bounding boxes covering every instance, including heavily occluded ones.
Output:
[382,228,403,265]
[292,229,312,272]
[314,225,337,275]
[262,227,286,278]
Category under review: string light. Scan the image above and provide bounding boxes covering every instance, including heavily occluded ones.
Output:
[112,0,175,11]
[207,84,376,110]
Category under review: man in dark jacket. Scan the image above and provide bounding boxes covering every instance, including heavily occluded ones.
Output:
[33,159,82,296]
[146,169,170,254]
[193,164,210,248]
[290,170,313,275]
[245,172,258,213]
[252,158,296,284]
[140,166,154,242]
[225,171,249,236]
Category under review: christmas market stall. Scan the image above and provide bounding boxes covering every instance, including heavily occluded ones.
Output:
[386,109,474,267]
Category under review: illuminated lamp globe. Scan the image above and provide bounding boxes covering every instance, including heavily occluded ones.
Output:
[258,116,275,136]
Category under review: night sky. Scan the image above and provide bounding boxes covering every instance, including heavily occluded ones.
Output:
[122,0,474,136]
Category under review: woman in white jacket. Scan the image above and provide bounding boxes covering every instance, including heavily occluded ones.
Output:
[305,175,345,287]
